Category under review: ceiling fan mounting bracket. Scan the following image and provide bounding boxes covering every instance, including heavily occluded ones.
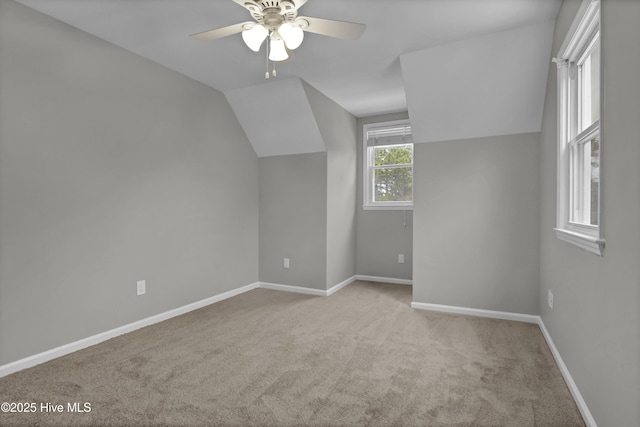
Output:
[242,1,299,24]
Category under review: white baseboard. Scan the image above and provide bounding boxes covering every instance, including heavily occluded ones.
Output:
[410,301,539,324]
[1,277,358,377]
[259,282,327,296]
[356,275,413,285]
[327,276,357,296]
[259,276,358,297]
[0,281,597,427]
[0,282,259,378]
[411,300,596,427]
[537,319,597,427]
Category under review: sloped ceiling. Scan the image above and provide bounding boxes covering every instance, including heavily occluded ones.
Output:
[401,22,555,143]
[225,78,325,158]
[13,0,562,154]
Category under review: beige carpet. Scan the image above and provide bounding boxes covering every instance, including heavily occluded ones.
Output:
[0,281,584,426]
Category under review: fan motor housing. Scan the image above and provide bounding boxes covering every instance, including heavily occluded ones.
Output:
[263,9,284,27]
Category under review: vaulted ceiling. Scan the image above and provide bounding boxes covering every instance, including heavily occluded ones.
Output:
[15,0,561,155]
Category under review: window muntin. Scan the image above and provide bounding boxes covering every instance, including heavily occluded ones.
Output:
[363,120,413,209]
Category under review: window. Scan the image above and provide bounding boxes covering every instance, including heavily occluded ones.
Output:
[363,120,413,210]
[554,0,604,255]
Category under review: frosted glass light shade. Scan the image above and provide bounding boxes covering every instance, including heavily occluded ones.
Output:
[242,24,268,52]
[279,23,304,50]
[269,36,289,61]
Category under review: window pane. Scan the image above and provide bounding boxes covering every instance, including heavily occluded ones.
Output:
[571,136,600,226]
[580,40,600,131]
[374,144,412,166]
[589,136,600,225]
[569,142,580,223]
[374,167,413,202]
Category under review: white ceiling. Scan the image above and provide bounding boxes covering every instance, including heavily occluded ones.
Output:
[14,0,561,119]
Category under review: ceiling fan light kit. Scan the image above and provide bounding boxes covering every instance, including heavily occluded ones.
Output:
[278,22,304,50]
[191,0,365,78]
[241,23,268,52]
[268,32,289,61]
[239,20,303,56]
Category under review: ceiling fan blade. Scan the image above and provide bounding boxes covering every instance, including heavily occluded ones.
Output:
[298,16,365,40]
[231,0,264,14]
[190,22,249,41]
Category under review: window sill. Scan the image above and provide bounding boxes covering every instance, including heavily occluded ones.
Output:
[554,228,605,256]
[363,205,413,211]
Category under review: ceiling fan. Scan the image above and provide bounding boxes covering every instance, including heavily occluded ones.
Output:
[190,0,366,64]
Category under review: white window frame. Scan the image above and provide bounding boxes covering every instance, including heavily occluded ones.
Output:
[554,0,604,256]
[363,119,413,210]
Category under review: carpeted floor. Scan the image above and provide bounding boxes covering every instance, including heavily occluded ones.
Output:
[0,281,584,426]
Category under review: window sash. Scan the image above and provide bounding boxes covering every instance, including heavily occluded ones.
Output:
[368,145,413,204]
[569,96,600,226]
[570,120,599,146]
[363,120,413,209]
[576,32,600,134]
[554,0,603,255]
[568,129,598,229]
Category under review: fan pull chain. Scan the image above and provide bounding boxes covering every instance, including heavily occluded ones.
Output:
[265,37,270,79]
[264,32,278,79]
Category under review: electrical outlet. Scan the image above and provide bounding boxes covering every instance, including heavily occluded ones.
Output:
[137,280,146,296]
[548,289,553,310]
[283,258,290,269]
[398,254,405,264]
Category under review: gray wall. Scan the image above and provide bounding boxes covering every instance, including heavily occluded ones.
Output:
[539,0,640,425]
[413,133,540,315]
[0,1,259,365]
[356,113,413,281]
[303,82,357,288]
[259,82,358,291]
[258,153,328,290]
